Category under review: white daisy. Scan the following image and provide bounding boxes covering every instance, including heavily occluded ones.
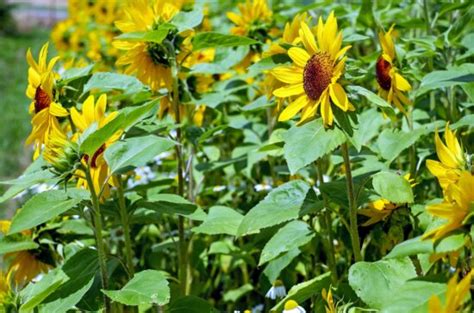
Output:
[265,280,287,300]
[282,300,306,313]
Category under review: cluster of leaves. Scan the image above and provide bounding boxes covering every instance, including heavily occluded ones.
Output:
[0,0,473,313]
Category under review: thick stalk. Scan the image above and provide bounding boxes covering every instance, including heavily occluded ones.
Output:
[116,175,135,278]
[341,143,362,262]
[167,41,188,296]
[405,110,417,177]
[316,161,337,282]
[85,167,110,312]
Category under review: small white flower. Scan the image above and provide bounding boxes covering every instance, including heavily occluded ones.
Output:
[282,300,306,313]
[127,166,156,188]
[265,280,287,300]
[154,151,173,165]
[212,185,226,192]
[252,304,264,313]
[254,183,272,192]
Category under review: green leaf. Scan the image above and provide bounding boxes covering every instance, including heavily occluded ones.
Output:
[0,237,38,254]
[9,190,84,235]
[237,180,311,236]
[223,284,253,302]
[241,95,274,112]
[172,9,203,32]
[263,248,300,283]
[385,236,433,259]
[451,114,474,129]
[247,53,291,75]
[60,64,94,83]
[376,128,426,162]
[272,272,331,312]
[169,296,217,313]
[0,168,57,204]
[283,119,346,175]
[103,270,170,306]
[192,32,260,50]
[372,171,414,204]
[348,258,417,309]
[348,86,396,117]
[192,206,243,236]
[435,233,466,254]
[417,64,474,96]
[259,220,314,266]
[83,72,147,95]
[138,194,197,217]
[380,281,446,313]
[105,135,175,174]
[114,26,173,44]
[352,108,387,152]
[39,248,99,313]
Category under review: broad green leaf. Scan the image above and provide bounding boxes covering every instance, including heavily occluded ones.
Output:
[0,169,56,204]
[372,171,414,204]
[192,206,243,236]
[352,108,387,152]
[192,32,260,50]
[0,237,38,254]
[138,194,197,216]
[263,248,300,283]
[380,281,447,313]
[259,220,314,266]
[223,284,253,302]
[435,233,465,254]
[376,128,426,162]
[241,95,274,111]
[451,114,474,129]
[349,258,417,309]
[20,268,69,312]
[9,190,84,235]
[60,64,94,83]
[272,272,331,312]
[237,180,311,236]
[385,236,433,259]
[348,86,396,117]
[39,248,99,313]
[283,119,346,175]
[105,135,175,174]
[417,64,474,96]
[169,296,217,313]
[103,270,170,306]
[172,9,203,32]
[248,54,291,75]
[114,26,173,44]
[83,72,147,95]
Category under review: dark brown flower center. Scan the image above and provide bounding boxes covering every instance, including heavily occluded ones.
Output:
[376,57,392,91]
[303,52,333,100]
[84,144,105,168]
[34,87,51,113]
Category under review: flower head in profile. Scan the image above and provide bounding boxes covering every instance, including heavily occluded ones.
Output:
[227,0,273,38]
[423,171,474,240]
[265,280,287,300]
[283,300,306,313]
[114,0,184,91]
[426,124,466,190]
[429,271,472,313]
[25,43,68,159]
[71,94,121,198]
[43,123,79,175]
[271,12,353,126]
[376,25,412,112]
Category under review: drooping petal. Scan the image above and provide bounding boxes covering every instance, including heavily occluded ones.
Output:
[278,95,309,121]
[271,66,303,84]
[329,83,348,111]
[394,73,411,91]
[273,83,304,98]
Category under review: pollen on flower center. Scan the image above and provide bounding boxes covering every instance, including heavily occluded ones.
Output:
[34,87,51,113]
[303,52,333,100]
[376,57,392,90]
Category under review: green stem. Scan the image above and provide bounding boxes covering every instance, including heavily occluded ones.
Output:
[316,161,337,282]
[341,142,362,262]
[85,167,110,312]
[167,40,188,296]
[405,110,417,177]
[116,175,135,278]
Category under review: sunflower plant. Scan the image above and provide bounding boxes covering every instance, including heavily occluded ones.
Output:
[0,0,473,312]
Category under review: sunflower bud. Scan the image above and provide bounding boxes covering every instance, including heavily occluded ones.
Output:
[44,126,80,175]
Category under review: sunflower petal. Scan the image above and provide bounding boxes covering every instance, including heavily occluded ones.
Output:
[394,73,411,91]
[278,95,309,121]
[271,66,303,84]
[299,22,318,55]
[288,47,310,68]
[329,83,348,111]
[273,83,304,98]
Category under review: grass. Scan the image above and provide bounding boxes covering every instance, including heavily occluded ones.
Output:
[0,29,50,213]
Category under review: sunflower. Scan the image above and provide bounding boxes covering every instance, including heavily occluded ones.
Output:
[265,12,309,57]
[426,124,466,190]
[376,25,412,113]
[271,12,353,126]
[423,171,474,240]
[43,123,79,174]
[25,43,68,159]
[429,271,472,313]
[114,0,184,91]
[71,94,121,198]
[227,0,273,38]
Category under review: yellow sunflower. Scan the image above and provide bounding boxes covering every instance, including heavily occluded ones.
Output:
[426,124,466,190]
[376,25,412,113]
[25,43,69,159]
[423,171,474,240]
[227,0,273,37]
[429,271,472,313]
[71,94,121,199]
[265,12,309,57]
[271,12,353,126]
[114,0,183,91]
